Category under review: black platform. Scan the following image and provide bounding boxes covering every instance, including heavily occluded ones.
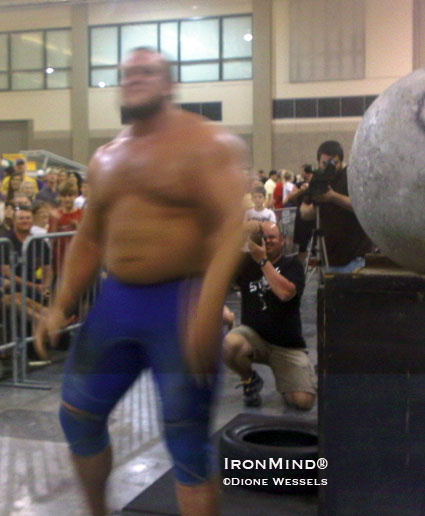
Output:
[122,414,318,516]
[318,271,425,516]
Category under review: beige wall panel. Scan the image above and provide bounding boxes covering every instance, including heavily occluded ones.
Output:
[0,4,70,30]
[89,0,251,24]
[273,0,290,93]
[33,132,72,159]
[89,88,122,130]
[0,90,71,132]
[89,82,253,130]
[272,120,360,171]
[176,82,253,126]
[413,0,425,68]
[274,0,413,99]
[366,0,413,78]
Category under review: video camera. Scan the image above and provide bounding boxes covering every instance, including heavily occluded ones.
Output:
[304,159,338,201]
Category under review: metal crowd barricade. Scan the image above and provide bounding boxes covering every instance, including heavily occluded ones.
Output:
[0,238,19,384]
[0,231,102,389]
[274,207,298,256]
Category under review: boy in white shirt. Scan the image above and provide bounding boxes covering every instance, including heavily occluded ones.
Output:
[244,186,277,223]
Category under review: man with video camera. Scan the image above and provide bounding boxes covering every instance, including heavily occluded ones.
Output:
[300,140,372,273]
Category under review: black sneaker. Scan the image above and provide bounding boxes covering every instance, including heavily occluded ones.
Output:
[237,371,264,407]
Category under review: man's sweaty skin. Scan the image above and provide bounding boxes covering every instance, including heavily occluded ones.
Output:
[35,48,246,516]
[36,51,246,356]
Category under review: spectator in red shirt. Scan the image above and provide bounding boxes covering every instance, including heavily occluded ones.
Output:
[273,173,284,210]
[49,181,83,275]
[50,181,83,233]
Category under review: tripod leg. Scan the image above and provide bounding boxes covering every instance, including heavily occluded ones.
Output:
[304,231,316,275]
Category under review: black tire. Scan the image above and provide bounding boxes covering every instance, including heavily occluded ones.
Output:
[219,415,319,495]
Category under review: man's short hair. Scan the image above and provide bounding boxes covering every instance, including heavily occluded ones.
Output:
[269,170,277,178]
[58,181,78,197]
[252,186,266,197]
[302,164,313,174]
[15,158,26,165]
[32,200,48,215]
[317,141,344,162]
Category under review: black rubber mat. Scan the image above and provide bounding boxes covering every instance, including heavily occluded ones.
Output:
[123,414,318,516]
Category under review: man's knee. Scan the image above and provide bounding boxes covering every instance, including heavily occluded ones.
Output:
[59,401,109,456]
[163,417,213,485]
[284,391,315,411]
[223,333,252,362]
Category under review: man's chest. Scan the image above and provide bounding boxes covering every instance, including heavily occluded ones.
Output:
[97,143,198,207]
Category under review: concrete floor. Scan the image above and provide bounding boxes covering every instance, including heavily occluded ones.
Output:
[0,273,319,516]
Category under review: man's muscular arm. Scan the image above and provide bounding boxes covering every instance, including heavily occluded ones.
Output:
[34,156,104,358]
[185,132,247,375]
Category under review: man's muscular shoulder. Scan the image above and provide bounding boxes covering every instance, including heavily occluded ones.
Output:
[180,110,245,156]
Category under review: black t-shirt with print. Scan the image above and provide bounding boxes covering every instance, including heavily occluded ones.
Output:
[236,254,305,348]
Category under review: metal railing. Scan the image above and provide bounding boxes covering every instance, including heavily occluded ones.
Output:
[0,231,101,389]
[0,238,19,383]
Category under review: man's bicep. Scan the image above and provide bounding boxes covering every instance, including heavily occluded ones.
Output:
[75,201,103,243]
[76,157,104,243]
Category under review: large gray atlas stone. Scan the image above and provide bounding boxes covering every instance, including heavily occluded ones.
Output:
[349,68,425,273]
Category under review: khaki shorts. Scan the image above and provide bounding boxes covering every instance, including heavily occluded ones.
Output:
[228,325,317,395]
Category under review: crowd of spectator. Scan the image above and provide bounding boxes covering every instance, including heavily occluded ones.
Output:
[0,158,88,348]
[0,158,87,238]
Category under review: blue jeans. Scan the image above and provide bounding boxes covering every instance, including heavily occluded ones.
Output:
[327,256,365,274]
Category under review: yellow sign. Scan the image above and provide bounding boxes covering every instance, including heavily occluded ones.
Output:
[3,153,25,163]
[2,153,36,171]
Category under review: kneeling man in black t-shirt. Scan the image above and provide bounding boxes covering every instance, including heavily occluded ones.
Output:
[224,221,316,410]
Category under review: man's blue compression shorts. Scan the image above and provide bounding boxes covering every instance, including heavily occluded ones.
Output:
[60,275,220,485]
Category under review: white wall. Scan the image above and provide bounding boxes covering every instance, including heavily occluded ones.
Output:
[273,0,414,99]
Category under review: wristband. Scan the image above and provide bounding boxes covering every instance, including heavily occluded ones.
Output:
[258,258,268,268]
